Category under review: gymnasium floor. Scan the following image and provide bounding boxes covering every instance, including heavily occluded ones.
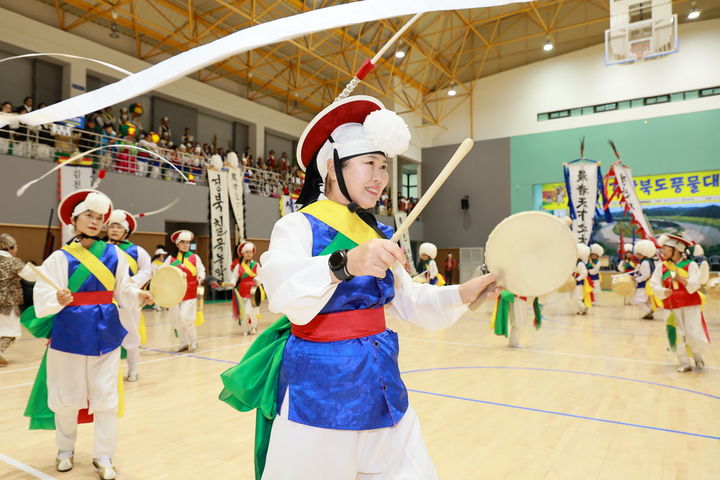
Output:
[1,291,718,479]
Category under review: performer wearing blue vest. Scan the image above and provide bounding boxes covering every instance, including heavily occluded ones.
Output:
[220,96,499,480]
[32,190,152,479]
[106,209,152,382]
[632,239,657,320]
[418,242,440,285]
[587,244,603,306]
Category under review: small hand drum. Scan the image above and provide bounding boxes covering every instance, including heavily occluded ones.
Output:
[484,211,577,297]
[251,285,263,308]
[150,266,187,308]
[611,273,635,297]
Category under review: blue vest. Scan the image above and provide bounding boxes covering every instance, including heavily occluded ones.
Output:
[635,258,655,288]
[277,213,408,430]
[119,242,139,276]
[50,243,127,356]
[587,259,600,281]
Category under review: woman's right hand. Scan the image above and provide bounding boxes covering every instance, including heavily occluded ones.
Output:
[57,289,73,306]
[346,239,406,279]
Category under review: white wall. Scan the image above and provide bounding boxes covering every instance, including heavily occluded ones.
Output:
[0,6,306,153]
[425,18,720,147]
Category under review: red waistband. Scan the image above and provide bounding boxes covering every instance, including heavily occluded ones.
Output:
[68,291,114,306]
[291,307,386,342]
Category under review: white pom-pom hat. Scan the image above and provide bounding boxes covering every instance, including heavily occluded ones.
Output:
[577,243,590,263]
[296,95,410,183]
[635,239,656,258]
[171,230,194,244]
[107,209,137,235]
[238,241,256,256]
[418,242,437,260]
[58,189,113,226]
[658,233,694,253]
[623,243,634,254]
[590,243,604,256]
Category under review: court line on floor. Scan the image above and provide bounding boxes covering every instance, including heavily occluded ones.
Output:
[0,453,56,479]
[406,388,720,441]
[400,336,720,370]
[401,366,720,400]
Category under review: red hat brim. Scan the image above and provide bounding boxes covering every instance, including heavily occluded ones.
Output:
[296,95,384,170]
[58,189,113,226]
[171,230,194,244]
[237,242,256,257]
[125,213,137,235]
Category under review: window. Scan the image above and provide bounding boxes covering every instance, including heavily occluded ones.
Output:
[402,168,418,199]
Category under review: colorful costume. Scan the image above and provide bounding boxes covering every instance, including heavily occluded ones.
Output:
[219,96,467,480]
[418,242,444,285]
[587,244,603,305]
[631,239,658,320]
[23,190,142,477]
[574,244,591,315]
[165,230,205,351]
[0,233,36,365]
[231,242,262,335]
[491,290,542,348]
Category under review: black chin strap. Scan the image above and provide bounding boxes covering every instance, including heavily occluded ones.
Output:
[66,233,101,245]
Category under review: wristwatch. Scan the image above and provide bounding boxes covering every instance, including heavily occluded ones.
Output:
[328,249,354,281]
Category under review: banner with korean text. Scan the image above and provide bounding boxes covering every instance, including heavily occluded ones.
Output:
[207,169,232,284]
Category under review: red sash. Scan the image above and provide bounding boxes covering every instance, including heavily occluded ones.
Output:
[661,263,701,309]
[292,307,386,342]
[68,291,114,306]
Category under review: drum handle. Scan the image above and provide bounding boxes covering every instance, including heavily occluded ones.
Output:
[468,281,497,311]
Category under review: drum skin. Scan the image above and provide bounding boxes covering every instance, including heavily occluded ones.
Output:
[150,266,187,308]
[557,277,576,293]
[611,274,635,297]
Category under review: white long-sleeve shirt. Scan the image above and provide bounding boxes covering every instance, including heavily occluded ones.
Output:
[130,245,152,289]
[649,260,701,301]
[574,261,588,281]
[258,210,467,329]
[634,259,653,285]
[34,244,141,318]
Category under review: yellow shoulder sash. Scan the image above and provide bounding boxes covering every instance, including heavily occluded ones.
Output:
[241,261,256,278]
[62,242,116,291]
[301,200,381,245]
[121,250,139,275]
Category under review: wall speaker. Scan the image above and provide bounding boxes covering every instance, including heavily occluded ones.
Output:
[461,196,469,210]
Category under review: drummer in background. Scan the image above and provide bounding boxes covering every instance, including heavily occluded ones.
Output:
[618,243,636,306]
[165,230,205,352]
[574,244,591,315]
[587,244,603,306]
[151,246,168,273]
[29,190,152,478]
[106,210,152,382]
[650,234,709,372]
[631,239,657,320]
[230,242,261,335]
[418,242,443,285]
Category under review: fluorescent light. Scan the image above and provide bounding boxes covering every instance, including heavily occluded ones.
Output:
[395,50,406,59]
[687,8,700,19]
[448,88,457,97]
[543,40,554,51]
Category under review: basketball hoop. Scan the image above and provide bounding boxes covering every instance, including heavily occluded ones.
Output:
[630,42,649,63]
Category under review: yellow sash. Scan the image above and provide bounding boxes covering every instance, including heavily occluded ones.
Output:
[62,242,116,291]
[241,261,257,278]
[301,200,381,245]
[180,253,198,276]
[121,250,139,275]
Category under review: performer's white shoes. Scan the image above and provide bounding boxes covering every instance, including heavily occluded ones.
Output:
[127,370,139,382]
[694,356,705,370]
[56,450,74,472]
[174,344,189,353]
[189,342,198,352]
[93,456,117,479]
[676,364,692,373]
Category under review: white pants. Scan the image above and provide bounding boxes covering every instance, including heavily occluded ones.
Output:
[574,285,587,314]
[169,298,197,346]
[670,306,710,366]
[509,298,529,347]
[119,307,142,371]
[240,297,259,334]
[46,347,120,457]
[632,288,651,315]
[0,309,22,337]
[262,393,438,480]
[592,281,601,305]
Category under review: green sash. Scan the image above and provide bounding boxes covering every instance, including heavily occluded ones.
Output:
[21,240,108,430]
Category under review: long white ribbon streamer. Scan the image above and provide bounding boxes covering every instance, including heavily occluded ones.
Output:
[0,53,132,75]
[1,0,519,128]
[17,145,191,196]
[135,197,180,218]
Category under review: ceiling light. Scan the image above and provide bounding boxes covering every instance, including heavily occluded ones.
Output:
[395,50,406,59]
[543,39,554,51]
[447,87,457,97]
[687,8,700,20]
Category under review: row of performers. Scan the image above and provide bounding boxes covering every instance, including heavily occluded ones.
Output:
[4,95,507,480]
[570,235,712,372]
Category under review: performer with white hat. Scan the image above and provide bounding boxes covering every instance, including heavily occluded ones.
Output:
[574,244,591,315]
[230,241,262,335]
[587,243,603,306]
[219,95,499,480]
[418,242,442,285]
[151,246,168,273]
[165,230,205,352]
[24,189,152,478]
[105,209,152,381]
[650,233,709,372]
[632,239,657,320]
[0,233,37,366]
[618,243,636,306]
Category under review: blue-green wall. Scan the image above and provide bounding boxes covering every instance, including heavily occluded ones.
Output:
[510,109,720,213]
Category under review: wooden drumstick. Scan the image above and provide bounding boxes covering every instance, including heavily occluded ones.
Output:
[390,138,474,243]
[468,282,497,311]
[27,263,61,292]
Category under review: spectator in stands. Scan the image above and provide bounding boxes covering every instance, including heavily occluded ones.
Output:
[37,102,47,110]
[101,106,117,131]
[256,156,264,170]
[78,118,100,166]
[158,116,171,139]
[13,106,28,143]
[182,127,194,147]
[266,150,277,171]
[19,96,33,113]
[0,102,12,154]
[89,110,104,128]
[242,146,252,162]
[279,151,289,173]
[159,131,174,150]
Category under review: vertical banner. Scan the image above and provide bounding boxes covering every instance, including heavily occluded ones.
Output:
[279,195,297,217]
[59,163,93,244]
[227,166,246,244]
[393,211,416,275]
[605,161,655,240]
[207,169,232,285]
[563,159,604,244]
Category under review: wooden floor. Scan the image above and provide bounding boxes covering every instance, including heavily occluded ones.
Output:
[1,292,719,480]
